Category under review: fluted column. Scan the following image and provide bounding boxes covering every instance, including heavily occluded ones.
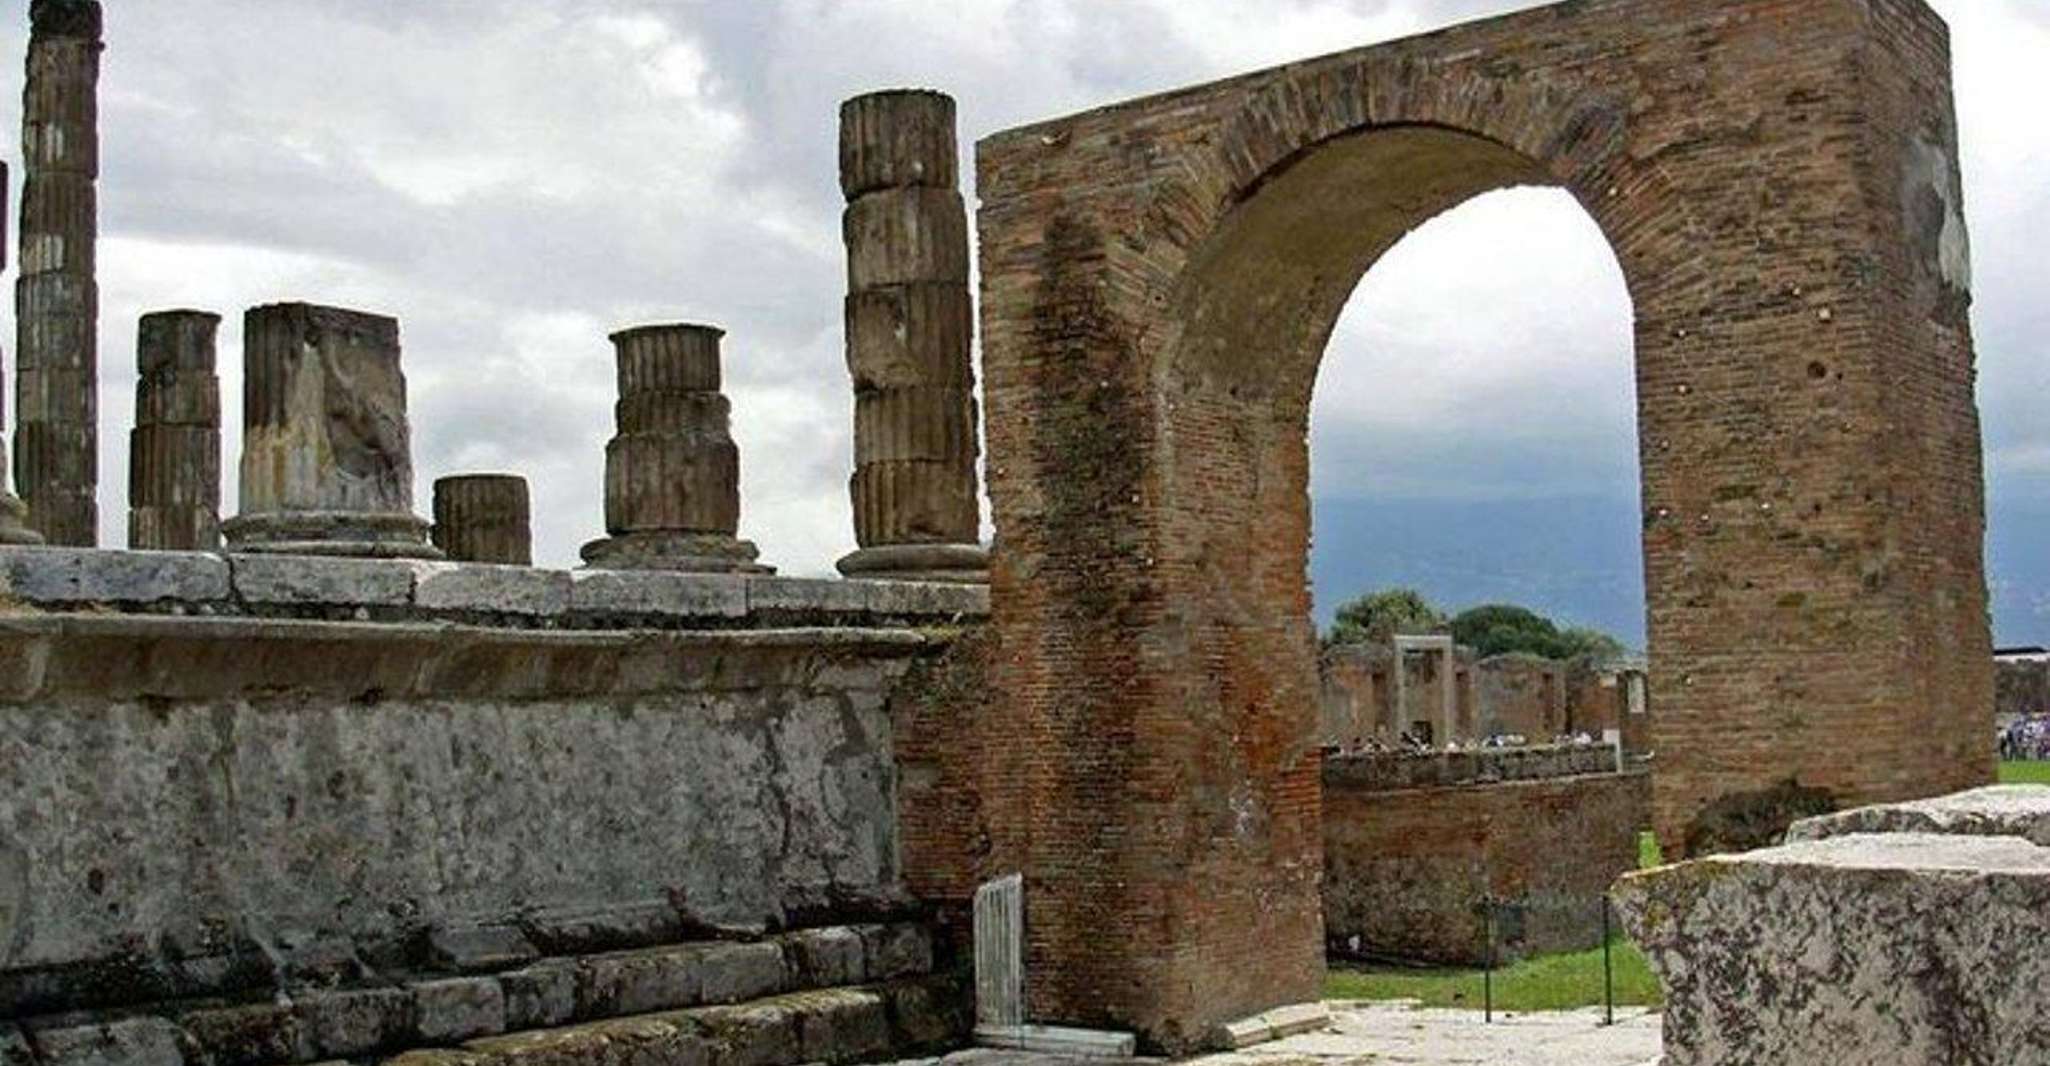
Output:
[13,0,103,545]
[580,324,770,573]
[432,474,532,565]
[0,162,42,546]
[221,302,439,558]
[128,310,221,550]
[835,90,987,583]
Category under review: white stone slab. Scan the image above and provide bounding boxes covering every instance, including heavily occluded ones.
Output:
[0,546,229,604]
[230,554,416,606]
[567,569,748,619]
[975,1024,1137,1059]
[413,562,571,617]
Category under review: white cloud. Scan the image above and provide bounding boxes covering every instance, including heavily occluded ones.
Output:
[0,0,2037,583]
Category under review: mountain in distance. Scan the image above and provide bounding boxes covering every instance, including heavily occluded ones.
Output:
[1311,493,2050,651]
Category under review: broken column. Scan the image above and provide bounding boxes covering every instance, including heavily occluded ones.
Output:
[13,0,104,546]
[834,90,987,584]
[0,163,42,546]
[128,311,221,551]
[432,474,532,565]
[580,324,769,573]
[222,303,440,558]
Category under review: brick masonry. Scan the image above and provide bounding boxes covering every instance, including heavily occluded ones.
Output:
[972,0,1992,1049]
[1323,755,1650,965]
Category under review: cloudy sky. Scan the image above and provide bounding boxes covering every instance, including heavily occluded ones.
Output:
[0,0,2041,601]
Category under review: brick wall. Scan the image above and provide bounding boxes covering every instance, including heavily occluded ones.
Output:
[1324,756,1650,965]
[975,0,1990,1047]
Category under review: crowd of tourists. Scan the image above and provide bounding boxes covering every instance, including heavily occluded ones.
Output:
[2000,715,2050,762]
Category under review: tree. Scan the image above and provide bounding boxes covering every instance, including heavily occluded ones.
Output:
[1327,588,1445,646]
[1449,604,1628,662]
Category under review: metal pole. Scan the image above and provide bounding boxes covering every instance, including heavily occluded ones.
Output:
[1483,895,1495,1024]
[1602,896,1615,1026]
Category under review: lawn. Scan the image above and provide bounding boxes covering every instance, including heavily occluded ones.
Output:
[2001,761,2050,784]
[1325,938,1662,1012]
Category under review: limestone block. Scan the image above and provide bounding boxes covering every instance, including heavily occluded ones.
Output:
[844,285,973,389]
[1787,784,2050,847]
[229,553,416,608]
[430,476,532,567]
[743,576,869,617]
[1,1026,34,1066]
[429,926,539,975]
[579,944,704,1018]
[300,986,416,1058]
[415,977,507,1043]
[30,1017,184,1066]
[696,942,787,1005]
[690,1000,800,1066]
[176,1001,311,1066]
[566,569,747,620]
[0,545,229,603]
[840,90,958,198]
[854,923,934,982]
[783,926,865,988]
[860,578,991,618]
[852,388,977,465]
[413,563,570,618]
[843,188,970,291]
[791,986,893,1063]
[497,963,577,1031]
[1614,832,2050,1066]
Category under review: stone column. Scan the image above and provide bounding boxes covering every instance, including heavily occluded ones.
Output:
[580,324,769,573]
[222,303,439,558]
[13,0,104,546]
[834,90,987,584]
[432,474,532,565]
[128,311,221,550]
[0,162,43,546]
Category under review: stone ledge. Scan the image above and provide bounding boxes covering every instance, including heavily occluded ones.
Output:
[1615,829,2050,1065]
[0,547,989,630]
[1786,784,2050,847]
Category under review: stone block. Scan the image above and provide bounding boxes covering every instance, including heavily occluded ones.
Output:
[1615,832,2050,1065]
[31,1017,186,1066]
[415,977,507,1043]
[0,546,229,603]
[499,963,578,1031]
[881,978,966,1052]
[567,570,746,620]
[858,579,989,620]
[430,926,541,974]
[1787,784,2050,847]
[176,1001,312,1066]
[742,577,868,617]
[413,563,570,618]
[230,554,415,608]
[854,924,933,982]
[789,987,892,1063]
[0,1027,32,1066]
[298,986,417,1058]
[692,1001,800,1066]
[579,945,704,1018]
[696,942,786,1005]
[782,927,865,989]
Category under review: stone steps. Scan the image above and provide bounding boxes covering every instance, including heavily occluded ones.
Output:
[3,924,958,1066]
[385,976,968,1066]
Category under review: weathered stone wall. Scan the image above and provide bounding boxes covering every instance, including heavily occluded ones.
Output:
[973,0,1989,1043]
[0,547,988,1031]
[1472,655,1566,740]
[1996,655,2049,720]
[1324,751,1648,965]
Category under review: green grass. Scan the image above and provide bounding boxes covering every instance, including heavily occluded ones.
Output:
[2001,761,2050,784]
[1326,938,1662,1012]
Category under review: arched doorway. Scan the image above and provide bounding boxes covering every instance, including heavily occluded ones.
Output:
[971,0,1989,1051]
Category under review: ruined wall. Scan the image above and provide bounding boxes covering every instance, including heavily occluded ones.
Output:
[1996,657,2049,720]
[1323,749,1649,965]
[1472,655,1566,740]
[0,548,987,1037]
[973,0,1990,1040]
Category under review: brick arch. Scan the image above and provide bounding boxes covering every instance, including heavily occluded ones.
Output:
[968,0,1990,1053]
